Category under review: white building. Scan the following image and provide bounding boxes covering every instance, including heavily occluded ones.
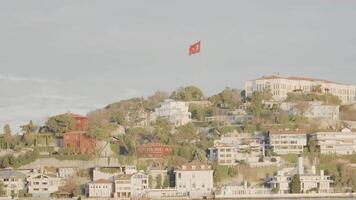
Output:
[269,157,333,194]
[57,167,76,179]
[114,172,148,199]
[151,99,191,126]
[245,75,356,105]
[27,172,61,198]
[268,130,307,155]
[0,170,26,197]
[88,179,113,198]
[209,133,265,165]
[312,128,356,155]
[175,161,213,198]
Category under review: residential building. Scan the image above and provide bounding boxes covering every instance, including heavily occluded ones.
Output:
[137,143,173,158]
[57,167,76,179]
[0,170,26,197]
[151,99,191,126]
[209,133,265,165]
[312,128,356,155]
[114,172,148,198]
[269,157,333,194]
[267,129,307,155]
[63,131,96,154]
[175,161,213,198]
[27,172,61,198]
[245,75,356,105]
[88,179,113,198]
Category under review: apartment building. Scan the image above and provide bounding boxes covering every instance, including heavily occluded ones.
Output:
[269,157,333,194]
[88,179,113,198]
[0,170,26,197]
[175,161,213,198]
[27,172,61,198]
[245,75,356,105]
[312,128,356,155]
[114,172,148,198]
[267,130,307,155]
[209,133,265,165]
[151,99,191,126]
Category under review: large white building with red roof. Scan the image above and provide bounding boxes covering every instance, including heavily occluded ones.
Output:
[245,75,356,104]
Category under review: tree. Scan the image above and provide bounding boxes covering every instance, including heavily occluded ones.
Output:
[248,89,272,120]
[170,86,204,101]
[148,175,153,188]
[61,178,80,197]
[209,87,242,109]
[21,121,37,146]
[291,174,301,193]
[155,175,162,189]
[3,124,14,149]
[0,181,4,197]
[46,114,76,135]
[163,176,170,188]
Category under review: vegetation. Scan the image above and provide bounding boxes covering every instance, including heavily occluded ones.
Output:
[0,150,39,168]
[291,174,301,193]
[209,87,242,109]
[46,114,76,135]
[170,85,204,101]
[287,92,341,105]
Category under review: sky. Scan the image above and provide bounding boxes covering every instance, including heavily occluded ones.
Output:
[1,0,356,132]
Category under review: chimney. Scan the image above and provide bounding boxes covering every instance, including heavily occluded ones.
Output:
[297,156,304,175]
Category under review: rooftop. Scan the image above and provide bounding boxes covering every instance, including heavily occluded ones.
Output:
[253,75,346,85]
[0,170,26,179]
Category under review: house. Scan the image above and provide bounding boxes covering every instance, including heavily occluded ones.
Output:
[267,129,307,155]
[312,128,356,155]
[0,170,26,197]
[150,99,191,126]
[88,179,113,198]
[245,75,356,105]
[114,172,148,198]
[209,133,265,165]
[175,161,213,198]
[57,167,76,179]
[27,172,61,198]
[63,131,96,154]
[269,157,333,194]
[137,143,173,158]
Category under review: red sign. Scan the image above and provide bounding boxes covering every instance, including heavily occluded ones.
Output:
[189,41,201,56]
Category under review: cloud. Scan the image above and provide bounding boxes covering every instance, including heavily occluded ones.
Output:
[0,74,47,83]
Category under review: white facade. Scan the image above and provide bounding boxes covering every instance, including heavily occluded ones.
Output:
[312,128,356,155]
[175,162,213,198]
[268,130,307,155]
[88,179,113,197]
[0,170,26,197]
[269,157,333,194]
[57,167,76,179]
[245,75,356,105]
[151,99,191,126]
[209,133,264,165]
[114,172,148,198]
[27,173,61,198]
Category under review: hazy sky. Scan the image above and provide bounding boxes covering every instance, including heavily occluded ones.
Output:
[1,1,356,132]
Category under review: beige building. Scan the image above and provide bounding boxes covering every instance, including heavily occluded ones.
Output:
[114,172,148,199]
[268,130,307,155]
[312,128,356,155]
[27,172,61,198]
[209,133,265,165]
[269,157,333,194]
[0,170,26,197]
[245,75,356,105]
[151,99,191,126]
[175,161,213,198]
[88,179,113,197]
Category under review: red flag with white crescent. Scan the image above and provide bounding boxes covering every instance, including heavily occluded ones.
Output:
[189,41,201,56]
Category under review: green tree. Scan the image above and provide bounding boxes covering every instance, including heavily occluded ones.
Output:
[291,174,301,193]
[3,124,14,149]
[20,120,37,134]
[209,87,242,109]
[46,114,76,135]
[0,181,4,197]
[148,175,153,188]
[163,176,169,188]
[170,86,204,101]
[155,175,162,189]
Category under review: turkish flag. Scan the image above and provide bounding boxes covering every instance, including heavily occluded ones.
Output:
[189,41,201,56]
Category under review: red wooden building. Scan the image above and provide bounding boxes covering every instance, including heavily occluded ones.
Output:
[63,131,95,154]
[137,143,173,158]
